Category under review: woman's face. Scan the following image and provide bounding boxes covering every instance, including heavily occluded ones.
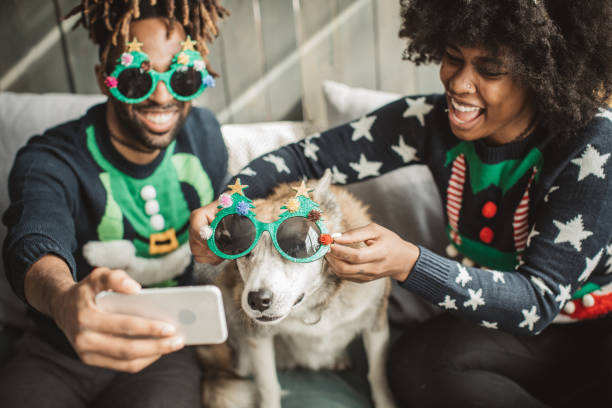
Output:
[440,44,536,145]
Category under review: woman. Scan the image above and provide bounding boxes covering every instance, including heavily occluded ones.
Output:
[190,0,612,406]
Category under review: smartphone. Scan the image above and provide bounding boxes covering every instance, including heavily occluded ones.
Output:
[95,285,228,345]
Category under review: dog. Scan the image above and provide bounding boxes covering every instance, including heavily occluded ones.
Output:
[197,170,396,408]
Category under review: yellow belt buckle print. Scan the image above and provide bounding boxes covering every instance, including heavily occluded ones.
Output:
[149,228,179,255]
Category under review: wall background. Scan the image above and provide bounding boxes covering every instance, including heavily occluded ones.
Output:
[0,0,442,126]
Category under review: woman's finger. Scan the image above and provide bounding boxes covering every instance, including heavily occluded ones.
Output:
[332,223,380,245]
[328,242,385,264]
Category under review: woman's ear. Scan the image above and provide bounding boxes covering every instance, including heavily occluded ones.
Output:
[95,64,111,96]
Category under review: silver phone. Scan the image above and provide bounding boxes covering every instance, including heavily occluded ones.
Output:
[95,285,228,345]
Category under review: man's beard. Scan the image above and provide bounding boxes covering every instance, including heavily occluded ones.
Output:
[110,98,189,151]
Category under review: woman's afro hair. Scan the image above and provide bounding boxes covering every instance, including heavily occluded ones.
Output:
[399,0,612,138]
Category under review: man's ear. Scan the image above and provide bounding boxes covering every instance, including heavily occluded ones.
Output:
[95,63,111,96]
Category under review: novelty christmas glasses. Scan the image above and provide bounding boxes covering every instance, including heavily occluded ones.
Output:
[105,36,214,104]
[202,180,333,263]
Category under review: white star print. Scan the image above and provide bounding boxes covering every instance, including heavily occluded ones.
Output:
[263,154,290,174]
[438,295,458,310]
[570,144,610,181]
[455,264,472,287]
[578,249,603,282]
[553,214,593,251]
[300,138,320,161]
[518,306,540,331]
[350,115,377,142]
[480,321,498,330]
[595,108,612,122]
[391,135,419,163]
[606,244,612,274]
[530,276,553,296]
[239,167,257,177]
[555,284,572,308]
[349,154,383,180]
[463,288,485,311]
[330,166,348,184]
[526,227,540,247]
[487,270,506,284]
[544,186,559,202]
[403,96,434,127]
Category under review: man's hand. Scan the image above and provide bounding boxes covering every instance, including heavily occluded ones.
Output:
[189,200,223,264]
[53,267,184,373]
[25,255,184,373]
[325,223,420,283]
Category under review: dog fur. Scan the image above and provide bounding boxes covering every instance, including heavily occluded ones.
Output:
[197,171,396,408]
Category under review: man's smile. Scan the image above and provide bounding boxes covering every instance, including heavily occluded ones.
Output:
[134,108,180,134]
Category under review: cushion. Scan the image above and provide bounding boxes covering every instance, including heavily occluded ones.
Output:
[221,121,320,175]
[322,80,402,128]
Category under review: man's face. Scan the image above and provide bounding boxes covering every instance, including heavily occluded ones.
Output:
[103,18,192,151]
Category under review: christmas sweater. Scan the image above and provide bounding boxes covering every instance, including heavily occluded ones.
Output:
[3,103,227,354]
[230,94,612,335]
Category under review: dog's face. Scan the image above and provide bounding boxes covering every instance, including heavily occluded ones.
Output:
[235,171,340,324]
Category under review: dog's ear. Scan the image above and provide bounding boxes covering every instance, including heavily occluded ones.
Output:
[312,169,332,203]
[312,169,342,220]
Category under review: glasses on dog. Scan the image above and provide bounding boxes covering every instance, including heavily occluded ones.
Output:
[104,36,214,104]
[203,180,333,263]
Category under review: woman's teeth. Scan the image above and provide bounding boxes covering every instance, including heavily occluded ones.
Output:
[451,98,481,112]
[450,97,483,125]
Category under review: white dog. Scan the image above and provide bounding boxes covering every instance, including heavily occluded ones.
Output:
[198,171,396,408]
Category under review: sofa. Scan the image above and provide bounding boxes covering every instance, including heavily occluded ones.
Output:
[0,81,446,406]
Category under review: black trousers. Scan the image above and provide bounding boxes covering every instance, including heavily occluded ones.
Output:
[387,314,612,408]
[0,332,203,408]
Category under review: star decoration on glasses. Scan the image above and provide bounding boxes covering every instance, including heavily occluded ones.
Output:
[285,198,301,212]
[177,52,190,65]
[125,37,144,52]
[227,179,248,195]
[291,180,313,198]
[180,35,197,51]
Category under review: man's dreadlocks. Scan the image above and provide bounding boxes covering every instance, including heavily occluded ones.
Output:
[67,0,229,74]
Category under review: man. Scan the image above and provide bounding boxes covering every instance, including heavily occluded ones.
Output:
[0,1,229,407]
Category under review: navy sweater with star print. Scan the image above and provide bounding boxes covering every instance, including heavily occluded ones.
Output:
[231,94,612,335]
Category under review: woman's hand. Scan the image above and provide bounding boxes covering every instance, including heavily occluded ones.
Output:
[325,223,420,283]
[188,200,223,265]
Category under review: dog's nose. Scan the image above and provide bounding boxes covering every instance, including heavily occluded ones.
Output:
[247,289,273,312]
